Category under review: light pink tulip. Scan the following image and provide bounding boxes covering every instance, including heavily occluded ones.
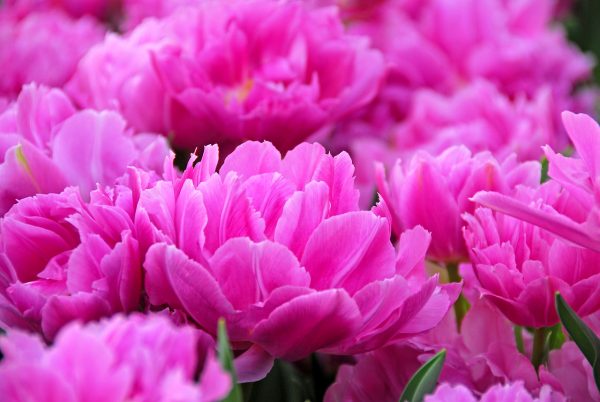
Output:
[0,84,169,215]
[376,146,539,262]
[0,313,231,402]
[68,0,385,151]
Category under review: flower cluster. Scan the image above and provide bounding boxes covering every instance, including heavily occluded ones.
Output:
[0,0,599,401]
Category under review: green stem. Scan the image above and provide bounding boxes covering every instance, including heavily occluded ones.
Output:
[514,326,525,354]
[446,262,470,331]
[531,327,549,369]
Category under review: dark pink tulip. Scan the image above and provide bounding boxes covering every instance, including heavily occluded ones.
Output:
[67,0,385,151]
[465,183,600,327]
[475,111,600,254]
[0,169,156,338]
[377,146,539,262]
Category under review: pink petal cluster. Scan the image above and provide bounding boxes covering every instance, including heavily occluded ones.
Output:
[464,182,600,327]
[0,84,168,215]
[340,0,593,131]
[2,0,115,19]
[0,313,231,401]
[388,80,556,161]
[376,146,539,262]
[325,300,544,402]
[475,111,600,253]
[139,141,460,360]
[425,382,565,402]
[67,0,385,151]
[0,168,155,338]
[0,10,104,98]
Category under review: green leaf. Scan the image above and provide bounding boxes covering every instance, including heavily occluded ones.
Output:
[218,318,243,402]
[555,294,600,392]
[398,349,446,402]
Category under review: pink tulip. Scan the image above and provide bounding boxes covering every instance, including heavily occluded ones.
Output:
[137,141,460,361]
[325,300,544,402]
[376,145,540,262]
[390,80,555,161]
[67,0,385,151]
[2,0,116,19]
[474,111,600,253]
[465,182,600,327]
[540,341,600,402]
[0,84,169,215]
[330,0,593,146]
[0,167,157,338]
[0,10,104,98]
[425,382,565,402]
[0,313,231,402]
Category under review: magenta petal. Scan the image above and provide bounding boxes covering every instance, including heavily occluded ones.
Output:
[0,364,77,402]
[198,174,266,255]
[51,110,136,196]
[154,243,233,333]
[0,142,68,214]
[209,238,309,310]
[274,181,330,258]
[561,111,600,179]
[301,211,396,294]
[473,191,600,252]
[240,173,295,238]
[41,293,112,339]
[145,243,234,333]
[234,345,275,383]
[252,289,361,361]
[220,141,282,178]
[395,225,431,278]
[198,352,232,401]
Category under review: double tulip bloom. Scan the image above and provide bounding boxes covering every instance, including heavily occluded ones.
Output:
[67,0,385,151]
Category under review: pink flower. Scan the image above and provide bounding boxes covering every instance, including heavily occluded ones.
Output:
[0,313,231,402]
[0,84,169,215]
[376,146,540,262]
[474,111,600,253]
[541,341,600,402]
[325,300,544,402]
[121,0,203,31]
[138,141,460,361]
[390,80,555,161]
[2,0,116,19]
[464,183,600,327]
[0,10,104,98]
[333,0,593,143]
[0,168,156,339]
[67,0,385,151]
[425,382,565,402]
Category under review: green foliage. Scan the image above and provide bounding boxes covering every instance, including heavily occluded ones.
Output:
[218,319,244,402]
[555,294,600,391]
[398,349,446,402]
